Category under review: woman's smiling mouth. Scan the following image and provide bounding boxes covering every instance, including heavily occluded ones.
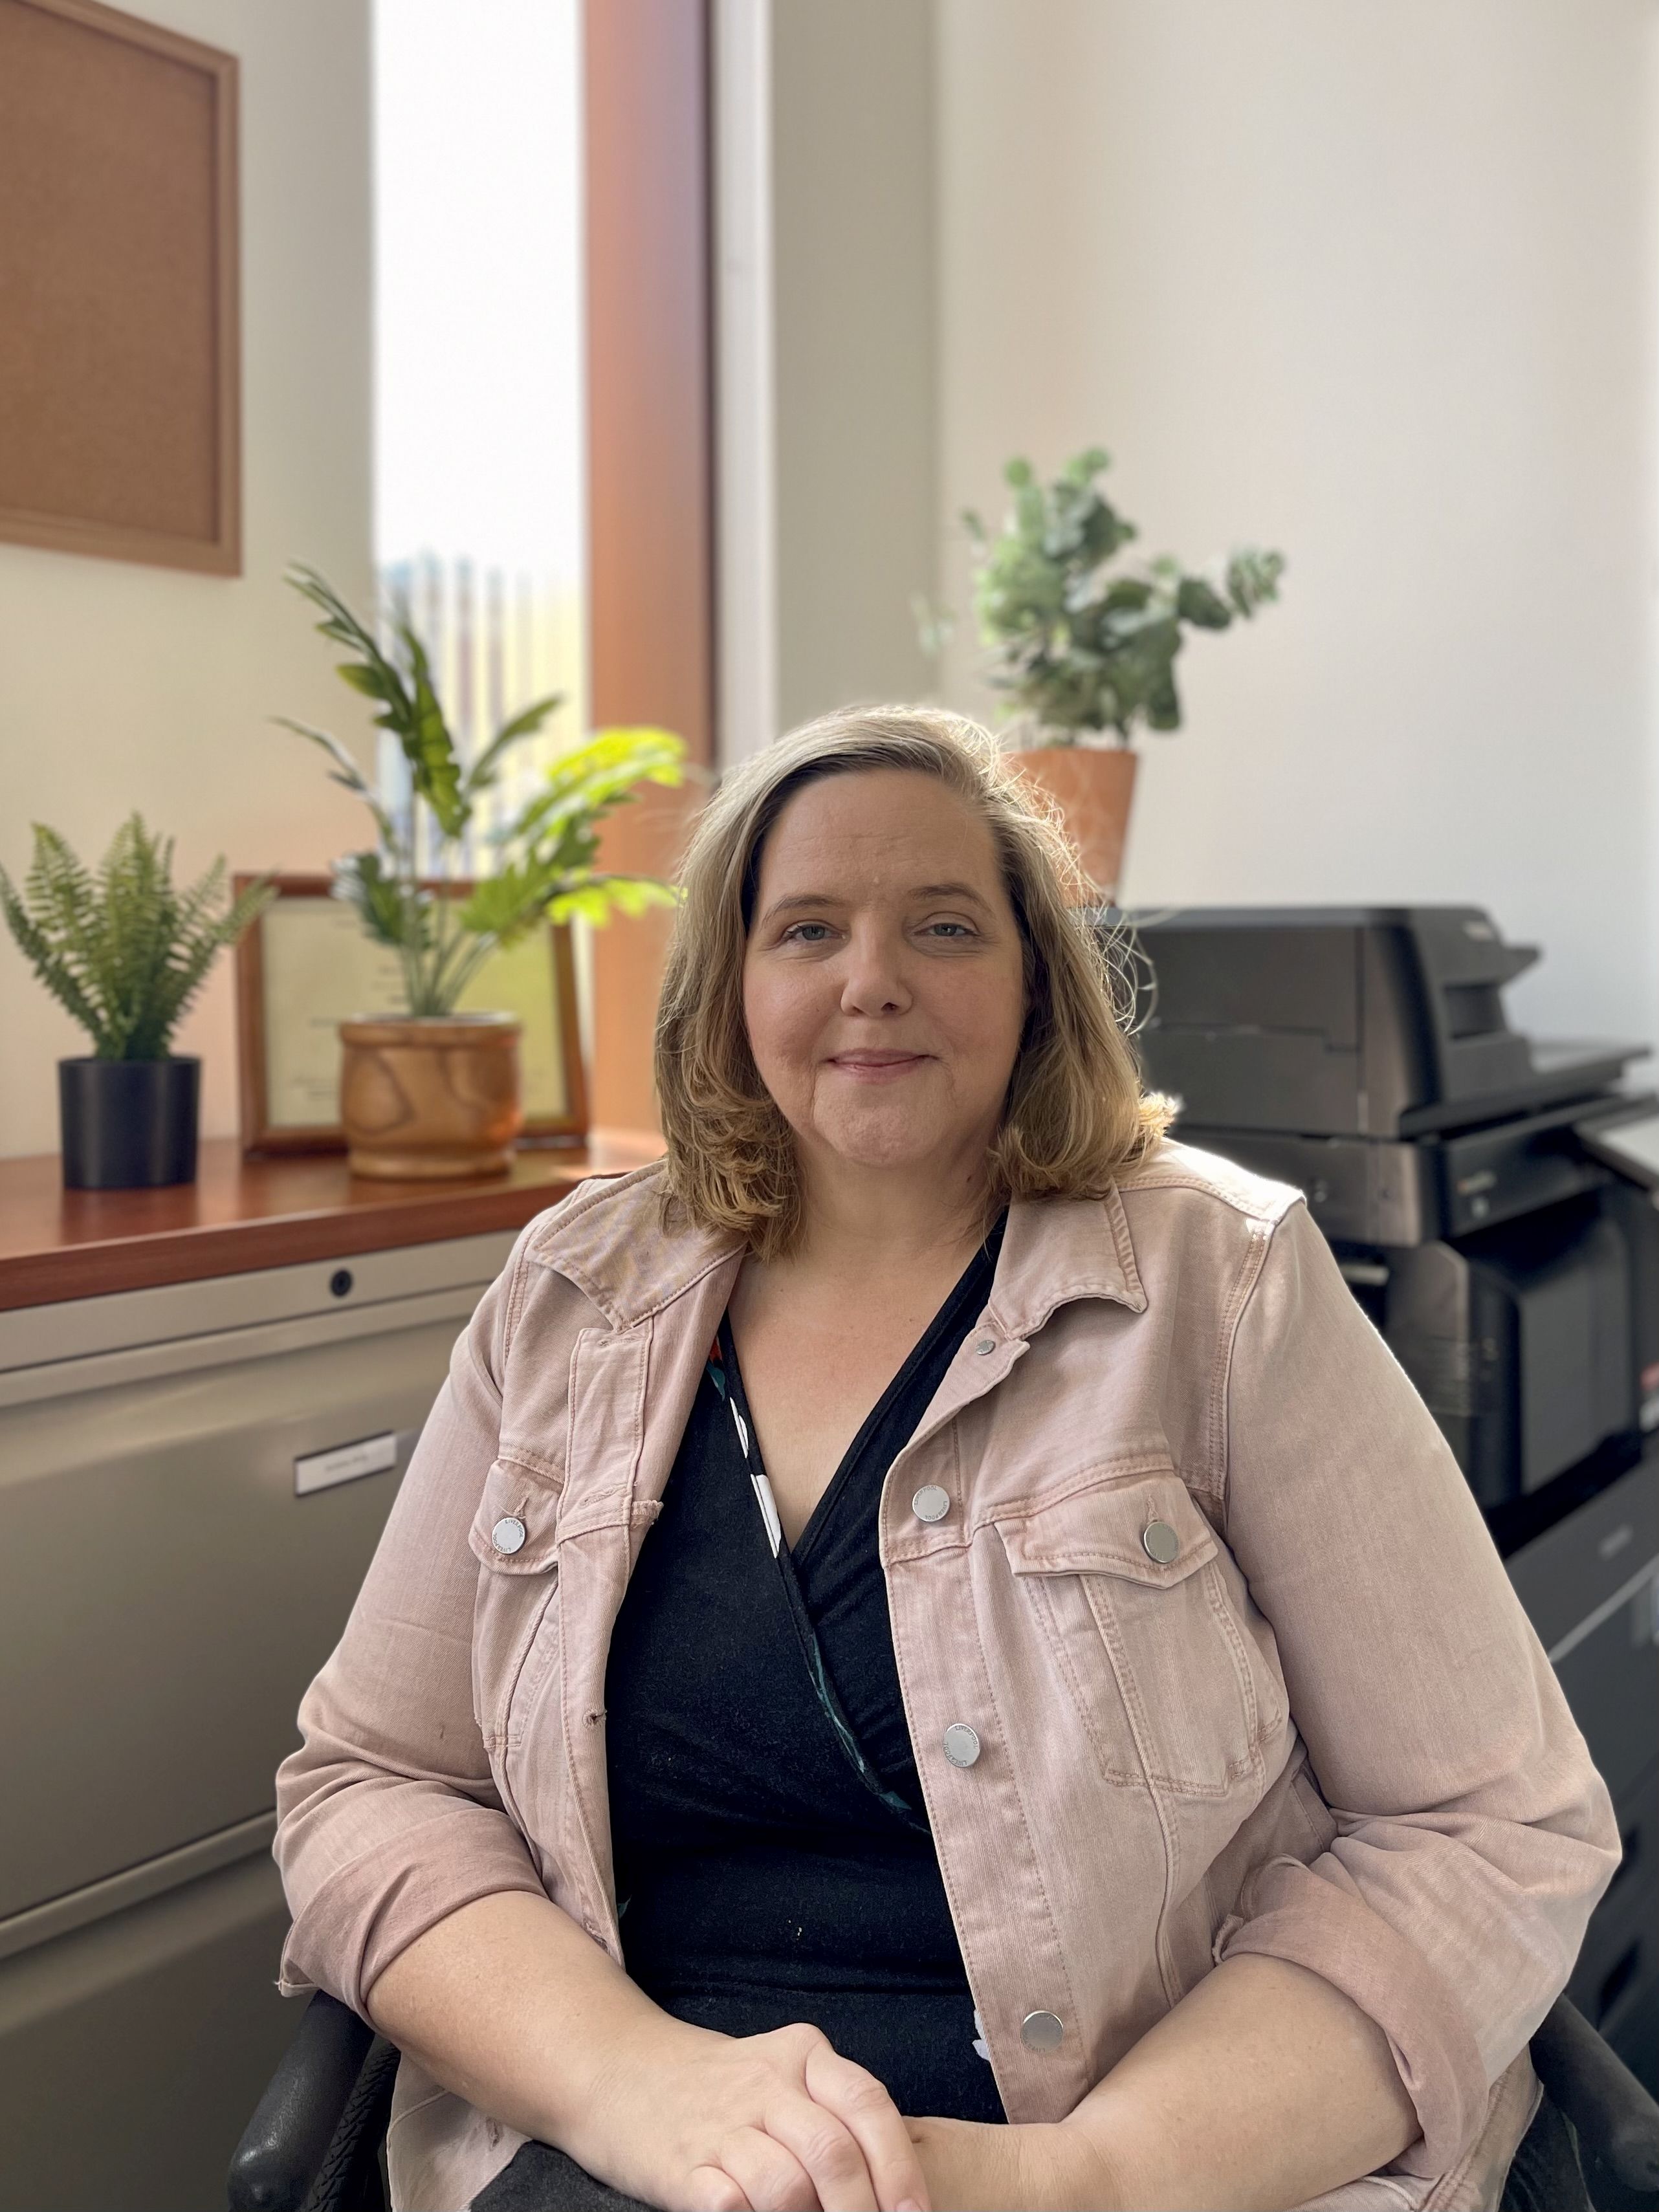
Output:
[827,1049,931,1080]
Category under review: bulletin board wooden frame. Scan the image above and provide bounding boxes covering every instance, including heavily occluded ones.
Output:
[0,0,241,573]
[234,876,589,1158]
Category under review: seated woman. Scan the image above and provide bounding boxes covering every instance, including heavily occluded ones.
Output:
[275,707,1620,2212]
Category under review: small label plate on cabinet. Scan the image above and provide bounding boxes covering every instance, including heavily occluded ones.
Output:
[294,1432,399,1496]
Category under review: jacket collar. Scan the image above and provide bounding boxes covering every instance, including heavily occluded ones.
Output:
[524,1162,744,1330]
[529,1160,1148,1339]
[987,1185,1147,1340]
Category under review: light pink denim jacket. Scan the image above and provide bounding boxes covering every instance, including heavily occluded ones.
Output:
[274,1143,1621,2212]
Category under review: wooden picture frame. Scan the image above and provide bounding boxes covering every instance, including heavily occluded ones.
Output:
[234,877,588,1157]
[0,0,241,573]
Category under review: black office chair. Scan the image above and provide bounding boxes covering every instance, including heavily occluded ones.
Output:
[230,1990,394,2212]
[228,1989,1659,2212]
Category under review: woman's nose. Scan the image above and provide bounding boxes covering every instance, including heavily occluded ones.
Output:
[839,927,912,1015]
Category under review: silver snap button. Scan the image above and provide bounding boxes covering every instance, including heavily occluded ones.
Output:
[912,1485,951,1524]
[492,1515,527,1555]
[1141,1520,1180,1564]
[974,1335,997,1356]
[943,1723,982,1768]
[1020,2009,1065,2051]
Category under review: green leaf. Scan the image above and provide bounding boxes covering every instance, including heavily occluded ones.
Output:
[1144,669,1183,730]
[455,862,553,946]
[506,727,686,851]
[544,875,682,926]
[1175,575,1233,630]
[335,663,394,702]
[333,850,426,951]
[462,690,567,799]
[1225,546,1287,617]
[391,617,467,837]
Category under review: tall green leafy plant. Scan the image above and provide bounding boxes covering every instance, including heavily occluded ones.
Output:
[280,565,687,1018]
[960,448,1286,741]
[0,816,273,1059]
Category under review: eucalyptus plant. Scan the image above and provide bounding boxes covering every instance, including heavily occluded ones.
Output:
[0,815,273,1059]
[961,448,1286,740]
[280,565,686,1018]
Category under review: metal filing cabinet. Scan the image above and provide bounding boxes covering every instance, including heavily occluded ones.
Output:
[0,1231,516,2212]
[1506,1454,1659,2092]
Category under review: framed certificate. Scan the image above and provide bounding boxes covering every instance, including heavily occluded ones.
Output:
[234,875,588,1156]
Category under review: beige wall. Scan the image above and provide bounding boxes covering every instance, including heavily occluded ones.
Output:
[768,0,937,734]
[0,0,375,1157]
[936,0,1659,1044]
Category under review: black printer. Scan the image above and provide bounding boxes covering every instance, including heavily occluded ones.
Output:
[1119,906,1659,1510]
[1117,905,1659,2094]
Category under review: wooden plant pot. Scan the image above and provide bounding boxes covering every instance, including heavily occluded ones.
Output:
[338,1014,523,1181]
[1007,741,1138,903]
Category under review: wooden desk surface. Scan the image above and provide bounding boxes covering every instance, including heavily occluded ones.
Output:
[0,1132,665,1311]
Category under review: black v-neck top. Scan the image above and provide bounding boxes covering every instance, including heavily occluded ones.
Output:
[602,1220,1009,2123]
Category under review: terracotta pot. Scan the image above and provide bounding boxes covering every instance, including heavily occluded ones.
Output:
[338,1013,523,1180]
[1007,740,1138,903]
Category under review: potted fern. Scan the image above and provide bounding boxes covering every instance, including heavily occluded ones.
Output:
[961,447,1285,898]
[281,565,686,1179]
[0,818,273,1188]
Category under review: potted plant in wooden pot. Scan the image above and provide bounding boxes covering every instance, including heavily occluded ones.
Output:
[961,448,1285,899]
[281,565,686,1180]
[0,816,273,1188]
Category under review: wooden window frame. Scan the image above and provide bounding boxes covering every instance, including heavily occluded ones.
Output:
[584,0,716,1132]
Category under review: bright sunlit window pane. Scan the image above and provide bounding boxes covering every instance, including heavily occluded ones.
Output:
[372,0,584,852]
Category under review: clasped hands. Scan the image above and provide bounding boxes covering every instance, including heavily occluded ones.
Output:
[577,2017,1125,2212]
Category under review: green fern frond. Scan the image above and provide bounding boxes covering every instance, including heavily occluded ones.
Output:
[0,816,273,1060]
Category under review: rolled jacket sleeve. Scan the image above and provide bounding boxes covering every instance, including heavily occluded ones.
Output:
[1213,1199,1622,2178]
[273,1223,551,2019]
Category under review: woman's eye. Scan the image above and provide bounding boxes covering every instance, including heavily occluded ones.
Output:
[923,920,974,939]
[782,921,833,943]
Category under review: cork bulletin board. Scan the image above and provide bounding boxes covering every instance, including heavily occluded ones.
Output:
[0,0,240,573]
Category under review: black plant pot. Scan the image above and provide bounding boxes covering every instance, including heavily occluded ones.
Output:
[59,1057,201,1190]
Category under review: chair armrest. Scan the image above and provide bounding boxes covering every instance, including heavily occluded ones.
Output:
[1529,1995,1659,2198]
[228,1990,377,2212]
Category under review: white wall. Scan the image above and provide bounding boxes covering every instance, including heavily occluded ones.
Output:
[0,0,375,1157]
[936,0,1659,1046]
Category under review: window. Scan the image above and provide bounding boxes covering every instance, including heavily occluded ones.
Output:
[372,0,585,860]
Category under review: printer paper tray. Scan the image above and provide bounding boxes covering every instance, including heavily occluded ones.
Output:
[1184,1091,1656,1245]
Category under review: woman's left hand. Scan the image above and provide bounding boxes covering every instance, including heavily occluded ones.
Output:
[906,2115,1123,2211]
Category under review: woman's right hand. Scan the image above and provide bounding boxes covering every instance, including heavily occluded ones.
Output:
[577,2015,932,2212]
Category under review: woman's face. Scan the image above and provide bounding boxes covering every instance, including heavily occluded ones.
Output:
[742,768,1027,1185]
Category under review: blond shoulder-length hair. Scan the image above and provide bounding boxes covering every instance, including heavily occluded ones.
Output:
[655,705,1170,1256]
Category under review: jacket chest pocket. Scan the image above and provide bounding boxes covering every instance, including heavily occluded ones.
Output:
[998,1471,1286,1799]
[468,1458,564,1755]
